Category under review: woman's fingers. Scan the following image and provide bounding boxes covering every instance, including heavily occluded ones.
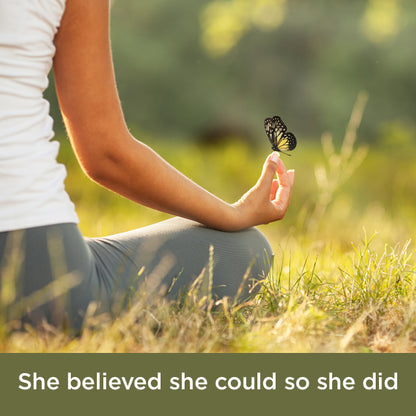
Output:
[288,169,295,188]
[272,168,295,217]
[270,179,279,199]
[260,152,293,196]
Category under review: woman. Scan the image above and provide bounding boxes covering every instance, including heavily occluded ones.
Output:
[0,0,295,330]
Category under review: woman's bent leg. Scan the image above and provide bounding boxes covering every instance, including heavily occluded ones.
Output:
[0,219,273,329]
[86,217,273,307]
[0,224,98,330]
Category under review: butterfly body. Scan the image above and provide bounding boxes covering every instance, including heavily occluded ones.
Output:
[264,115,297,155]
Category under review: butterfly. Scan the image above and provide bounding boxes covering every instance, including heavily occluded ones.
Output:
[264,115,297,156]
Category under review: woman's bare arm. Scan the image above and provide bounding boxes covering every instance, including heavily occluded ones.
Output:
[53,0,294,231]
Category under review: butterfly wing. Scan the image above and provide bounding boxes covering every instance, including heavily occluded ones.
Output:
[278,132,297,152]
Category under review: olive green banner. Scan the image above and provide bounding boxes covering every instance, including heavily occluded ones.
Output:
[0,354,413,415]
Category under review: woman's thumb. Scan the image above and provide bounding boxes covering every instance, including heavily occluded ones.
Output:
[258,152,280,186]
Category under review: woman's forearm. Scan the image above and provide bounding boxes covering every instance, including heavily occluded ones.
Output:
[86,131,238,230]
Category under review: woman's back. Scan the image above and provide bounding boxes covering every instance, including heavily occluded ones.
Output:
[0,0,77,232]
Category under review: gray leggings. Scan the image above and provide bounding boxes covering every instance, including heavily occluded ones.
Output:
[0,218,272,330]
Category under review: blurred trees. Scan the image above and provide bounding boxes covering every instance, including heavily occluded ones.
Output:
[48,0,416,145]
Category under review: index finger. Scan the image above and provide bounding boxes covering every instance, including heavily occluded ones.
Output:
[272,160,294,211]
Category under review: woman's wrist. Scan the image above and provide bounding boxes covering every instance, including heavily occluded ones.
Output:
[211,201,250,232]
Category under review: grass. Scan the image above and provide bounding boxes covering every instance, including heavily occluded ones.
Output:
[1,100,416,352]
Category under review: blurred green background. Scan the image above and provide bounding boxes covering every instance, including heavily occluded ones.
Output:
[47,0,416,146]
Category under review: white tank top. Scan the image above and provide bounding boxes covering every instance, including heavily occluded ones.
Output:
[0,0,78,232]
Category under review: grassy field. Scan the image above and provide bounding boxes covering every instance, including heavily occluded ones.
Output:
[1,106,416,353]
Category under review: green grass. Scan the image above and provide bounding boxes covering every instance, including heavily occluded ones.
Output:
[2,109,416,352]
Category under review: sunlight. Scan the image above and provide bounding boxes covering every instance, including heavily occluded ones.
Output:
[251,0,287,31]
[200,0,287,57]
[361,0,402,43]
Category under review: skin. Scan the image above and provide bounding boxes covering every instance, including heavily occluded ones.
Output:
[53,0,295,232]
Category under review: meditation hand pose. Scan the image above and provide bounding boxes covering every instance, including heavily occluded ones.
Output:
[0,0,294,330]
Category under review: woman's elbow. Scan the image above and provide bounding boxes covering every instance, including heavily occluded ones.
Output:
[69,126,132,186]
[77,147,120,186]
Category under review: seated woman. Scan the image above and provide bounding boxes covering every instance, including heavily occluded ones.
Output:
[0,0,295,330]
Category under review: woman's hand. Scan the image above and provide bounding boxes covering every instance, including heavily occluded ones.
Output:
[228,152,295,230]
